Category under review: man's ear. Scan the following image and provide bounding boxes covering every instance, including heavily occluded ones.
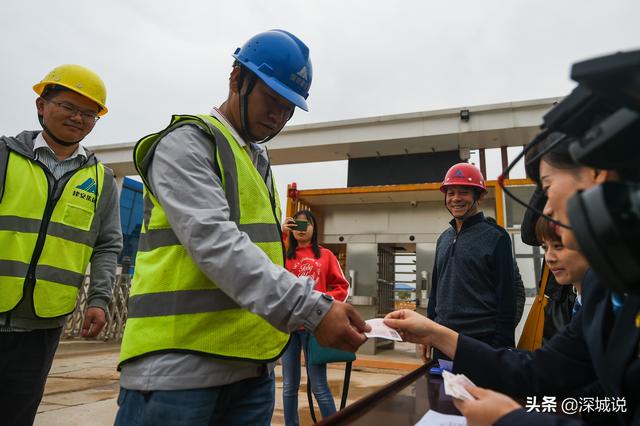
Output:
[229,66,241,94]
[594,169,615,184]
[36,97,46,115]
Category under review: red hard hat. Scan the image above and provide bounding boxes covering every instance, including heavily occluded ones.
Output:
[440,163,487,193]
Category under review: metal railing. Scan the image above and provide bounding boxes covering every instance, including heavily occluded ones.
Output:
[376,278,395,317]
[62,272,131,341]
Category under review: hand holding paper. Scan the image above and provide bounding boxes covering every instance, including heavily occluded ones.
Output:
[364,318,403,341]
[442,370,476,401]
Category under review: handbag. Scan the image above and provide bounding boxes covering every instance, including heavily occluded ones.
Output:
[306,334,356,364]
[305,334,355,422]
[517,264,550,351]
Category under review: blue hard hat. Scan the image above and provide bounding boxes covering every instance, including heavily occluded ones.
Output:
[233,29,312,111]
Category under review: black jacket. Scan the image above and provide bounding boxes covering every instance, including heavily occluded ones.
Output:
[454,270,640,425]
[427,212,516,347]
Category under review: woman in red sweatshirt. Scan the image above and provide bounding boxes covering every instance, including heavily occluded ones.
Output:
[281,209,349,425]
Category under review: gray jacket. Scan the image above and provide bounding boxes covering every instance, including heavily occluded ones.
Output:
[120,114,333,390]
[0,131,123,330]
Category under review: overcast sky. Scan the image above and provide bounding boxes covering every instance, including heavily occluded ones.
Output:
[2,1,638,208]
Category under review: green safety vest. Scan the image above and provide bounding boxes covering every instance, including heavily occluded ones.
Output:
[0,149,105,318]
[119,114,289,366]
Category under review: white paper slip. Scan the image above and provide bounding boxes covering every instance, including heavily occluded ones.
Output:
[442,370,476,401]
[364,318,403,341]
[415,409,467,426]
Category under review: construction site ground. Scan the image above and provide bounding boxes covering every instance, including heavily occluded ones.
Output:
[35,339,423,426]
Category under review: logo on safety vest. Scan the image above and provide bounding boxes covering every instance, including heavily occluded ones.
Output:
[72,178,97,202]
[76,178,97,194]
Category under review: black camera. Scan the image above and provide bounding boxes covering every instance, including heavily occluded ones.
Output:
[540,50,640,294]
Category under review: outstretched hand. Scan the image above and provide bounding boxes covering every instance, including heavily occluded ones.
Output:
[383,309,436,345]
[384,309,459,359]
[314,301,371,352]
[453,386,521,426]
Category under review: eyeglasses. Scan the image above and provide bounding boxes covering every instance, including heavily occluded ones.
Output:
[46,100,100,123]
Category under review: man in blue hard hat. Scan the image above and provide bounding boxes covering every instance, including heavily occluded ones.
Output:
[115,30,370,425]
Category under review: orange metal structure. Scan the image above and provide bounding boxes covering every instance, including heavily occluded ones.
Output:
[286,179,534,229]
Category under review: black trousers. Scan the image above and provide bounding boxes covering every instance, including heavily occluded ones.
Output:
[0,328,63,426]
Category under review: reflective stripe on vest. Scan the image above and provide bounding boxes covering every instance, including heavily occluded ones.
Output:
[136,223,281,253]
[119,114,288,366]
[0,151,104,317]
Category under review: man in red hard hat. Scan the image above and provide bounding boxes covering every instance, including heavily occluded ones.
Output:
[426,163,517,360]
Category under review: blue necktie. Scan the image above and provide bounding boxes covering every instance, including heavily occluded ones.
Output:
[572,299,582,317]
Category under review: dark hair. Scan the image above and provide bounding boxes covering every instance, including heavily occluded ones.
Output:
[535,217,561,244]
[472,187,483,201]
[524,132,582,184]
[443,186,483,201]
[232,60,257,94]
[286,210,321,259]
[41,84,72,100]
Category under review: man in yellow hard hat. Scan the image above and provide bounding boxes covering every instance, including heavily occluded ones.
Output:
[0,64,123,425]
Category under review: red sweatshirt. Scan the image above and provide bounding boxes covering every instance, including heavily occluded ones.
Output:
[285,245,349,302]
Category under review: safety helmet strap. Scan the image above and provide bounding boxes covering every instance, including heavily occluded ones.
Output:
[237,66,292,145]
[238,67,258,142]
[443,189,481,222]
[37,111,85,147]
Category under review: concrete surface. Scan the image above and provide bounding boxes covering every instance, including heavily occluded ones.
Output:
[35,340,422,426]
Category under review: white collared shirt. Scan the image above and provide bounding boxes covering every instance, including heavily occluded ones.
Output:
[210,107,247,148]
[33,132,87,180]
[209,108,273,193]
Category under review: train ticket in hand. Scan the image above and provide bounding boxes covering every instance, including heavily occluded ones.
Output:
[442,370,476,401]
[364,318,403,341]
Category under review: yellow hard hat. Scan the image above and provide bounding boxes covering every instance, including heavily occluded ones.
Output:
[33,64,108,116]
